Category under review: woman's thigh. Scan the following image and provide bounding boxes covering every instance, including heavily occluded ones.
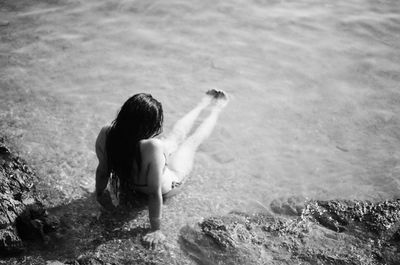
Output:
[161,166,183,194]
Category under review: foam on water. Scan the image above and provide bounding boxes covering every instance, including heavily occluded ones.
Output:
[1,0,400,259]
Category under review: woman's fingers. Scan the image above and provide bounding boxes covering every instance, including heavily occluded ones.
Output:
[143,235,149,247]
[143,231,165,249]
[143,235,154,249]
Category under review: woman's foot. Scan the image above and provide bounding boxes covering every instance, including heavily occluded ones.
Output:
[207,89,228,108]
[206,89,219,98]
[201,89,227,108]
[206,88,227,98]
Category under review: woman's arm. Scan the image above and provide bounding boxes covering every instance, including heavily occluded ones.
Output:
[148,188,163,230]
[95,127,114,210]
[95,162,109,196]
[142,140,166,248]
[95,162,114,210]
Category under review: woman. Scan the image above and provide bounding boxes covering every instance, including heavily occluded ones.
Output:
[95,89,228,248]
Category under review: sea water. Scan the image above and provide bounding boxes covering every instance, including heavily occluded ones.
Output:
[1,0,400,261]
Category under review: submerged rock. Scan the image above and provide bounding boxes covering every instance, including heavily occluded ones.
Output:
[0,139,60,255]
[271,197,400,237]
[180,197,400,265]
[270,196,307,216]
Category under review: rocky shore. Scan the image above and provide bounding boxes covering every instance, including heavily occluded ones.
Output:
[1,138,400,264]
[0,138,60,256]
[180,197,400,265]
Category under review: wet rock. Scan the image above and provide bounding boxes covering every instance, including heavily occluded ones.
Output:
[302,199,400,237]
[70,256,106,265]
[271,197,400,237]
[0,226,24,255]
[303,201,347,233]
[270,196,307,216]
[16,203,60,241]
[180,198,400,264]
[200,217,237,249]
[0,139,60,255]
[180,222,260,265]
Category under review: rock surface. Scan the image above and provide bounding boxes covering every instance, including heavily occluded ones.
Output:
[0,139,59,255]
[180,197,400,265]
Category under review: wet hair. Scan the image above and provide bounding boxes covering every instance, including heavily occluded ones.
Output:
[106,93,163,179]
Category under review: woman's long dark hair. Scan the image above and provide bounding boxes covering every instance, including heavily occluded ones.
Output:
[106,93,163,183]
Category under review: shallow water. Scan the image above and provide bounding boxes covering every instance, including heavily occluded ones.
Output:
[1,0,400,262]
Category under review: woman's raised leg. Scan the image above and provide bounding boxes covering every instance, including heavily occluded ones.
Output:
[167,91,228,181]
[163,90,219,154]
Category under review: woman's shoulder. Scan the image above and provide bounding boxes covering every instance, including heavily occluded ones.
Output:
[95,125,111,149]
[139,139,165,167]
[100,125,112,135]
[140,138,164,151]
[139,139,166,161]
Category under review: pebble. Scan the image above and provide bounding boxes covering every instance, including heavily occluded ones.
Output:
[0,20,9,27]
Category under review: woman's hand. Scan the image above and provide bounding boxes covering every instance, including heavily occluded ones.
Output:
[143,230,166,249]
